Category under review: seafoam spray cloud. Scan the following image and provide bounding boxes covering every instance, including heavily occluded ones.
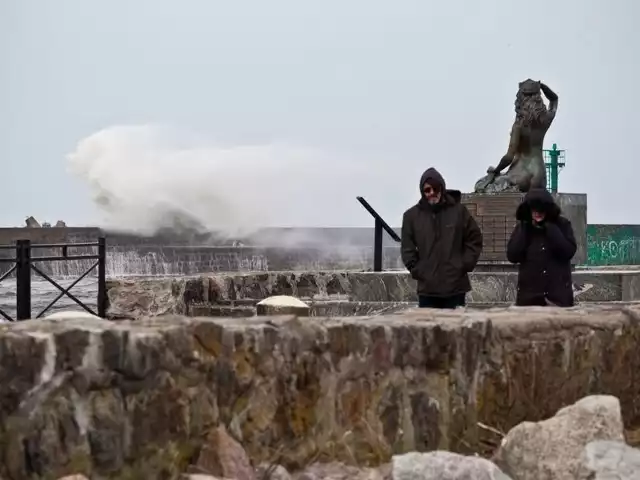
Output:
[67,125,387,237]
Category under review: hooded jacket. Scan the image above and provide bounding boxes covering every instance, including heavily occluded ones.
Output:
[401,168,483,297]
[507,188,577,307]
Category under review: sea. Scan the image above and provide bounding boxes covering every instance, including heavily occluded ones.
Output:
[0,277,100,321]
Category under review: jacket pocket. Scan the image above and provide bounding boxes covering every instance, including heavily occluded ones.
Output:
[410,266,421,280]
[447,258,464,279]
[410,258,426,280]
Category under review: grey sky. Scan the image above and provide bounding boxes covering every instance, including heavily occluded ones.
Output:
[2,0,638,228]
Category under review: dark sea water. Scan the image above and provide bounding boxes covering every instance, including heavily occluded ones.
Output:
[0,278,99,321]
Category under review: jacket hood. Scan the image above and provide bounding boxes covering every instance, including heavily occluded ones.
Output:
[516,188,561,221]
[418,168,462,205]
[420,167,446,192]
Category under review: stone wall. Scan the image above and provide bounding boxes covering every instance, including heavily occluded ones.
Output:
[0,227,404,275]
[106,270,640,319]
[1,307,640,478]
[0,218,589,276]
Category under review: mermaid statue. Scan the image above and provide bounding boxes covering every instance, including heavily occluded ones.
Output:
[474,79,558,193]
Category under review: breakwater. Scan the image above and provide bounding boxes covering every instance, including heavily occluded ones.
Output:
[0,227,406,277]
[2,223,640,280]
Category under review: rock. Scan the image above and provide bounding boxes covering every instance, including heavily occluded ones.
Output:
[25,216,41,227]
[256,295,310,316]
[392,451,511,480]
[106,277,192,318]
[494,395,625,479]
[195,425,256,480]
[184,475,229,480]
[256,463,292,480]
[577,440,640,479]
[293,461,390,479]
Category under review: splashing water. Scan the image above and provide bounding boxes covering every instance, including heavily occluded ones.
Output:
[67,125,388,237]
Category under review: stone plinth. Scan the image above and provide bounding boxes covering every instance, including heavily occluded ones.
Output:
[461,192,587,265]
[2,307,640,478]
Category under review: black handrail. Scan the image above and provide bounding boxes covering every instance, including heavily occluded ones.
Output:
[0,238,106,321]
[356,196,400,272]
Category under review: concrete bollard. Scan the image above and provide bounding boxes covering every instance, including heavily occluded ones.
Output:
[44,311,101,321]
[256,295,310,317]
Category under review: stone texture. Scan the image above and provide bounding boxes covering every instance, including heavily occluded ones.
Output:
[256,296,310,317]
[190,301,414,319]
[494,395,625,480]
[194,425,255,480]
[106,277,192,318]
[292,461,390,479]
[106,270,640,318]
[3,306,640,478]
[184,476,228,480]
[256,463,293,480]
[578,440,640,479]
[392,451,511,479]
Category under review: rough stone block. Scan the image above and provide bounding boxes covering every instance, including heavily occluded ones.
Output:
[393,451,511,480]
[494,395,625,479]
[579,440,640,479]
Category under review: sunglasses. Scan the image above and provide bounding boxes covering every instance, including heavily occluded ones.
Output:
[423,186,437,195]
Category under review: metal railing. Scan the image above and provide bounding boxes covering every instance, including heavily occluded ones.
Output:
[0,238,106,321]
[356,196,401,271]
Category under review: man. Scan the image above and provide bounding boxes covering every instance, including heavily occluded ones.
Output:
[401,167,483,308]
[507,188,576,307]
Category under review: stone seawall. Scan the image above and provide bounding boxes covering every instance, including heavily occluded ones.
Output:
[0,227,386,247]
[1,307,640,478]
[0,226,585,275]
[106,270,640,319]
[0,226,406,275]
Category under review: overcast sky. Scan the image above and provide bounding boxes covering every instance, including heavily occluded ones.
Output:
[2,0,638,228]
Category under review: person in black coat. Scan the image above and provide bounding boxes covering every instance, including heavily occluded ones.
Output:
[506,188,577,307]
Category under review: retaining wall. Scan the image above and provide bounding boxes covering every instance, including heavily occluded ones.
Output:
[105,270,640,319]
[2,307,640,478]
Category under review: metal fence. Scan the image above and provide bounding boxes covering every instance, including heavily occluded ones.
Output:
[0,238,106,321]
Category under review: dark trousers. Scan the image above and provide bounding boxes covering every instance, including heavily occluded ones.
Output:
[418,293,466,309]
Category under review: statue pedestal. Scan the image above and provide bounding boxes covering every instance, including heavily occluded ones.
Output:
[461,193,587,267]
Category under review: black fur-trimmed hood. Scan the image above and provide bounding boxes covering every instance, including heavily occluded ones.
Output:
[516,188,561,221]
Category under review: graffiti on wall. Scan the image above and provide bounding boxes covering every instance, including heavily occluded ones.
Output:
[587,225,640,266]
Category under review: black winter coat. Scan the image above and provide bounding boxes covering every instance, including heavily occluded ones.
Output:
[401,168,483,297]
[506,189,577,307]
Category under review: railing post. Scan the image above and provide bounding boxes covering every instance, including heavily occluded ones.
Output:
[373,218,383,272]
[16,239,31,320]
[97,237,107,318]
